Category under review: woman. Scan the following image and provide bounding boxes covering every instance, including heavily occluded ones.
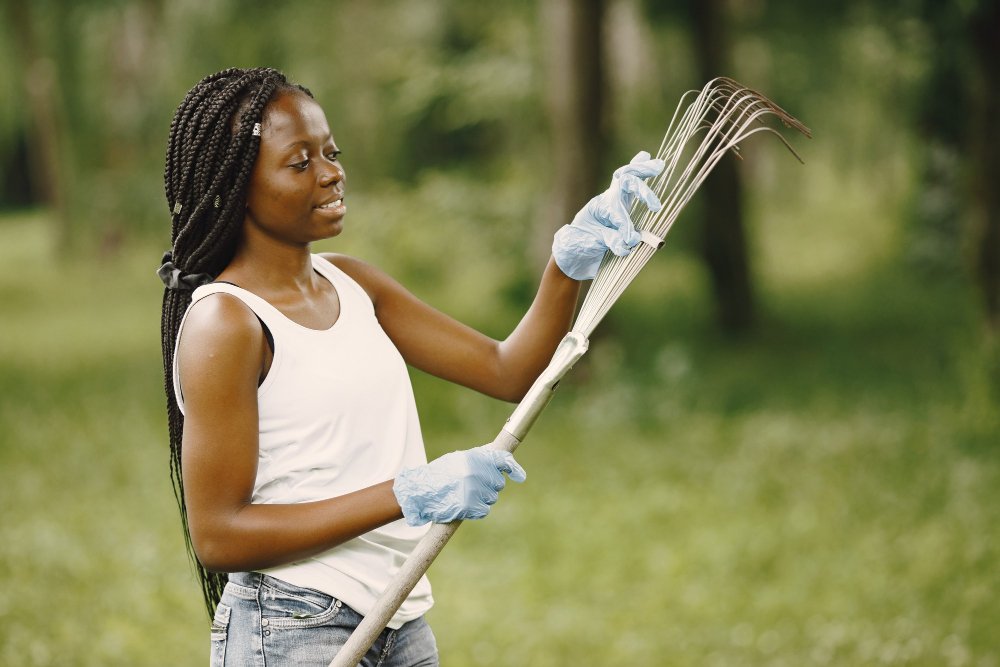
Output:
[159,67,662,666]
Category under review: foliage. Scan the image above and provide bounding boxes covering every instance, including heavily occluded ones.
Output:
[1,1,993,317]
[0,0,550,256]
[1,182,997,664]
[1,2,998,664]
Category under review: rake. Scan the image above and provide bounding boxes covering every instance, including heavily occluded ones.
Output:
[329,76,811,667]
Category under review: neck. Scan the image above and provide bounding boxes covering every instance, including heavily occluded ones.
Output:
[224,228,316,293]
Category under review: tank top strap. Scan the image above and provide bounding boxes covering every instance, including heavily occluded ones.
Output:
[174,258,373,413]
[173,282,293,414]
[310,254,375,316]
[188,281,292,332]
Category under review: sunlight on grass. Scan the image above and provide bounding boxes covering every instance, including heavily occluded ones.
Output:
[0,212,163,369]
[0,212,204,666]
[1,208,997,665]
[755,149,908,290]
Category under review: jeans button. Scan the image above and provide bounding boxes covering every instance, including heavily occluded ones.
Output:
[261,619,269,627]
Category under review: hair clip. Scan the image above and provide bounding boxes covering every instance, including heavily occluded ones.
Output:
[253,122,261,136]
[172,202,182,215]
[214,195,221,209]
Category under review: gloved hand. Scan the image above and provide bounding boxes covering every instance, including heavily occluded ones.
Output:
[393,446,527,526]
[552,151,665,280]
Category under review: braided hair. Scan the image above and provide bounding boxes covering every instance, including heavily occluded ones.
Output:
[160,67,312,617]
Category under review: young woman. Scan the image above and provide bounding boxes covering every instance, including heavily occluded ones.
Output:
[159,67,662,666]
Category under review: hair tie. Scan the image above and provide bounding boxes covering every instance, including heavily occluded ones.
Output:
[157,251,213,291]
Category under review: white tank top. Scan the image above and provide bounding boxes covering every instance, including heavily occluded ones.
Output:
[173,254,433,628]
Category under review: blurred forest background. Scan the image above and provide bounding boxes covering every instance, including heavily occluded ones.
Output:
[1,0,998,665]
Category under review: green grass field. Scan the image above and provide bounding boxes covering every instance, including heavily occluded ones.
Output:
[1,207,997,666]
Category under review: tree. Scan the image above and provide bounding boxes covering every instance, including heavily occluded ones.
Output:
[911,0,1000,333]
[690,0,753,334]
[538,0,609,265]
[3,0,71,244]
[968,0,1000,333]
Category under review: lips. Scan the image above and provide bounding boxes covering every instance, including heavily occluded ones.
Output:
[316,197,343,209]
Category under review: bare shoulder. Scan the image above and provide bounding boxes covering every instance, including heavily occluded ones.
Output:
[320,252,401,305]
[177,292,266,391]
[179,292,262,349]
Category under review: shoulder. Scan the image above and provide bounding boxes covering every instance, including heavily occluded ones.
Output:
[319,252,403,306]
[178,291,265,361]
[176,292,264,426]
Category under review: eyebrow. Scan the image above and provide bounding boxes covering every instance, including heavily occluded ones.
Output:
[281,140,310,152]
[281,137,336,152]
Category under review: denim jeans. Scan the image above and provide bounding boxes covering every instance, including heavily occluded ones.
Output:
[210,572,439,666]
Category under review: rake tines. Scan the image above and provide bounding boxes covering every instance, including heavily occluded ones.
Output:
[573,77,811,337]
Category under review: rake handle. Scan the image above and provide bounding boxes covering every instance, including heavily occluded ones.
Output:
[328,332,589,667]
[328,427,519,667]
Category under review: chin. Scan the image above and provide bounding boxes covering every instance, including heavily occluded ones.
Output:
[322,222,344,239]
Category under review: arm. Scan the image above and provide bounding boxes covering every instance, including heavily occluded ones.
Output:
[178,293,523,572]
[328,254,581,403]
[324,152,664,401]
[177,294,404,572]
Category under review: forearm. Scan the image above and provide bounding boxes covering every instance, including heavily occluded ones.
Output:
[190,480,403,573]
[337,254,580,401]
[495,257,581,400]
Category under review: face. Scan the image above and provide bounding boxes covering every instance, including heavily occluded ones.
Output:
[243,90,346,245]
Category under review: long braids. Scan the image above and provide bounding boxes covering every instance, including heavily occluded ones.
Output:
[159,67,313,618]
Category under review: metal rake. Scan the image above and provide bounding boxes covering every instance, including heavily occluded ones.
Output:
[328,77,811,667]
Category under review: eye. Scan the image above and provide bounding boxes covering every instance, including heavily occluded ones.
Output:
[290,159,309,171]
[326,150,341,162]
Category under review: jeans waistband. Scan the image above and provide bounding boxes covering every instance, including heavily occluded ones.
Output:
[228,571,337,606]
[228,571,261,588]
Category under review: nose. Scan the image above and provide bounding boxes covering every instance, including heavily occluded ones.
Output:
[320,159,344,186]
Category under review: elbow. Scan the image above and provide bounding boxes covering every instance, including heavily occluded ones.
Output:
[490,363,540,403]
[478,382,527,404]
[488,345,541,403]
[495,377,534,403]
[495,391,522,404]
[191,534,233,573]
[507,385,532,403]
[189,522,243,573]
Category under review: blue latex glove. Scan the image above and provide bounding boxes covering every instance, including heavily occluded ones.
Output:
[552,151,665,280]
[393,446,527,526]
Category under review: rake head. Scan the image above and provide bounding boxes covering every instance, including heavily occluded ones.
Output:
[573,77,812,337]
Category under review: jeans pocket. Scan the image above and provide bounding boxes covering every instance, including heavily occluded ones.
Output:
[259,581,343,629]
[210,602,231,666]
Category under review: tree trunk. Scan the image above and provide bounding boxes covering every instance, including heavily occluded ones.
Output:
[4,0,72,248]
[968,1,1000,333]
[537,0,608,266]
[691,0,755,333]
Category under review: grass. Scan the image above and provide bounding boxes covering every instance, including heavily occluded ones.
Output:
[0,206,997,666]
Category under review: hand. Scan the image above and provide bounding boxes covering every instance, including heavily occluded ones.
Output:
[393,446,527,526]
[552,151,665,280]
